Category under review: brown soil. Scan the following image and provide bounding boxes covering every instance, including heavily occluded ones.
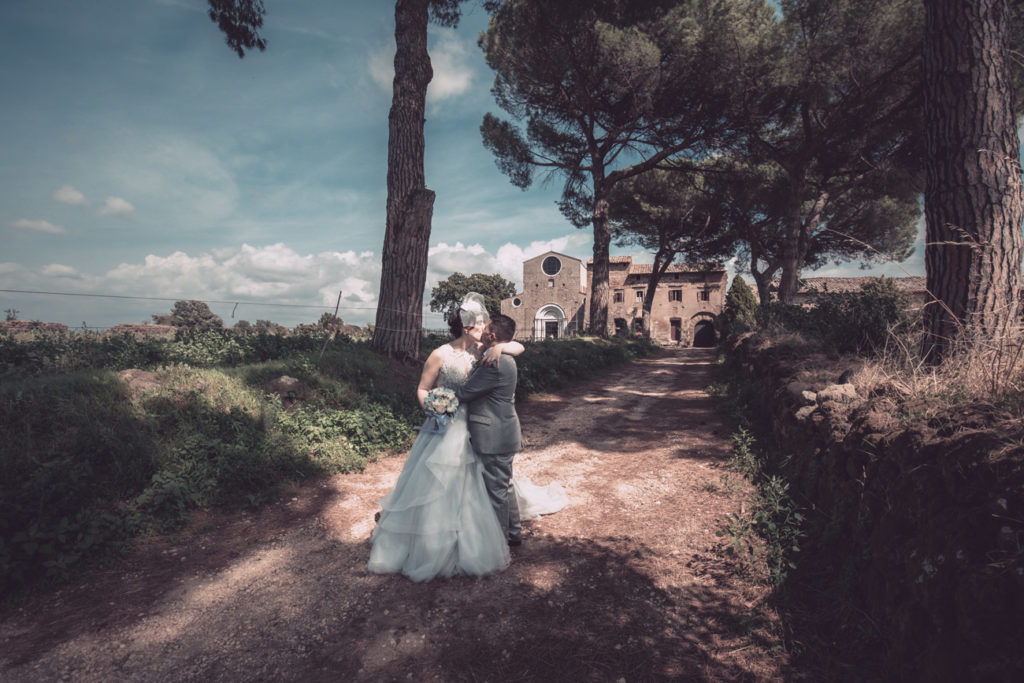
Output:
[0,348,790,681]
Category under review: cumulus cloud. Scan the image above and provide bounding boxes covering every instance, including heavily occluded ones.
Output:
[426,233,590,293]
[0,237,596,328]
[10,219,66,234]
[368,32,475,106]
[368,39,395,93]
[41,264,81,278]
[97,196,137,220]
[53,185,90,207]
[97,243,383,324]
[427,33,473,105]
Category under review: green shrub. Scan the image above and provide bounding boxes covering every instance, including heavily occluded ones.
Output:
[0,332,653,597]
[720,275,759,339]
[752,278,914,357]
[807,278,912,354]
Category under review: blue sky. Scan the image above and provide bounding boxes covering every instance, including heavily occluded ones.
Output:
[0,0,923,329]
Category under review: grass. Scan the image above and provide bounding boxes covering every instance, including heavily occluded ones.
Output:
[0,331,654,599]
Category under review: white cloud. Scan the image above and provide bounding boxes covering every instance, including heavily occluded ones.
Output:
[41,264,81,278]
[99,243,383,323]
[97,196,137,220]
[369,39,395,94]
[427,33,473,105]
[367,32,475,106]
[426,233,590,293]
[0,237,597,327]
[10,219,66,234]
[53,185,89,207]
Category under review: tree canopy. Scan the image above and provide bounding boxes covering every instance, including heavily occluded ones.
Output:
[609,166,735,335]
[429,272,517,322]
[725,0,925,304]
[480,0,776,335]
[155,300,224,331]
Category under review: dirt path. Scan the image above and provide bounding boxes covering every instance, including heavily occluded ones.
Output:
[1,348,789,681]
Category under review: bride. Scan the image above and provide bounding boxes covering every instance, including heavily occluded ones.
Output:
[367,293,566,582]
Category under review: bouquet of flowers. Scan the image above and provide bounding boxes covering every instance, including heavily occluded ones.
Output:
[420,386,459,434]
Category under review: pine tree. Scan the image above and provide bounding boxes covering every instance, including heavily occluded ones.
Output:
[721,275,758,338]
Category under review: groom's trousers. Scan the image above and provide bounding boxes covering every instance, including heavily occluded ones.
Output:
[479,452,521,543]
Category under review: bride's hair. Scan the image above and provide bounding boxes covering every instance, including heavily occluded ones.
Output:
[447,310,464,338]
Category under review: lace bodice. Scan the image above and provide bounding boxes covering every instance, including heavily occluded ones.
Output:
[436,343,478,390]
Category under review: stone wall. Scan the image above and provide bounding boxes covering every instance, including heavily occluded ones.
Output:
[729,334,1024,681]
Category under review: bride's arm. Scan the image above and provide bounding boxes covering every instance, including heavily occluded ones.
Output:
[416,349,444,408]
[479,340,525,367]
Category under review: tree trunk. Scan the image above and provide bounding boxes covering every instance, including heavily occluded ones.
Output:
[371,0,435,363]
[641,249,671,339]
[587,190,612,336]
[750,266,774,307]
[922,0,1024,360]
[776,174,806,304]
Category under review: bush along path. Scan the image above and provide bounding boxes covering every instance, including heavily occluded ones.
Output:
[0,348,791,681]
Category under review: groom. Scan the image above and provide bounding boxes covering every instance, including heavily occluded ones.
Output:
[456,314,523,546]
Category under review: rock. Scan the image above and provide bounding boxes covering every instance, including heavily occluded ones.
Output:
[786,381,818,406]
[817,383,860,404]
[838,369,856,384]
[795,405,817,421]
[266,375,306,402]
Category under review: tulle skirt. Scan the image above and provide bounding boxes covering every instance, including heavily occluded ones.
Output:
[513,477,568,521]
[368,406,510,582]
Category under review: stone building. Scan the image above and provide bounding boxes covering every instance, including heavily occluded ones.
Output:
[500,251,727,346]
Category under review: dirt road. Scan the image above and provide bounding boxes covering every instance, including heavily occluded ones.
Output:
[1,348,789,681]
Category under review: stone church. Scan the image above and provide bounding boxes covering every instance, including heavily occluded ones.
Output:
[500,251,727,346]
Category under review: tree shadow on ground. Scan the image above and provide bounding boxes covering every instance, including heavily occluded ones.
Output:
[3,529,789,681]
[518,349,733,461]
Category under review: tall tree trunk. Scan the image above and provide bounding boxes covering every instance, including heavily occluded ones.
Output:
[371,0,435,363]
[922,0,1023,360]
[588,189,612,337]
[641,248,671,339]
[776,174,806,304]
[750,263,774,306]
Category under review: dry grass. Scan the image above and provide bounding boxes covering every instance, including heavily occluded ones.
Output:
[851,323,1024,411]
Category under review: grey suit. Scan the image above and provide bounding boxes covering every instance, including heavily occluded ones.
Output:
[456,353,523,543]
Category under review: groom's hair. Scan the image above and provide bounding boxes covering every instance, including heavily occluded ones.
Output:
[489,314,516,343]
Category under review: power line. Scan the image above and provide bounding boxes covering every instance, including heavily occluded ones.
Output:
[0,288,447,329]
[0,288,377,311]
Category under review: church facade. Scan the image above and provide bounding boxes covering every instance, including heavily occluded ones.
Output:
[499,251,727,346]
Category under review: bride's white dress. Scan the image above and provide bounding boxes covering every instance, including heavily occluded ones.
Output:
[367,343,566,582]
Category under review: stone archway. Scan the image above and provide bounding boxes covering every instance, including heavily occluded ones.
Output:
[691,313,717,347]
[534,304,567,340]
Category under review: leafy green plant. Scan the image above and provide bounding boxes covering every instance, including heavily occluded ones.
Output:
[1,332,653,598]
[717,426,806,585]
[720,275,759,339]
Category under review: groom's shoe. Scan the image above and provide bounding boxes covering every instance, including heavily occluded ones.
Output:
[507,536,522,546]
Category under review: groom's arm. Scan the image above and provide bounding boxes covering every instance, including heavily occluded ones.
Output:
[455,364,500,404]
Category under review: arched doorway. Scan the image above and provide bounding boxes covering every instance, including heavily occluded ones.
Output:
[693,319,716,347]
[534,304,566,340]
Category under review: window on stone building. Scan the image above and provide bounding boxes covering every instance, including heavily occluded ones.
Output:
[512,297,522,307]
[635,290,644,301]
[700,290,710,301]
[668,289,682,302]
[613,290,624,303]
[614,318,628,336]
[548,279,554,287]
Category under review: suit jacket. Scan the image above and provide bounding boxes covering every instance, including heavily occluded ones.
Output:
[455,353,522,455]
